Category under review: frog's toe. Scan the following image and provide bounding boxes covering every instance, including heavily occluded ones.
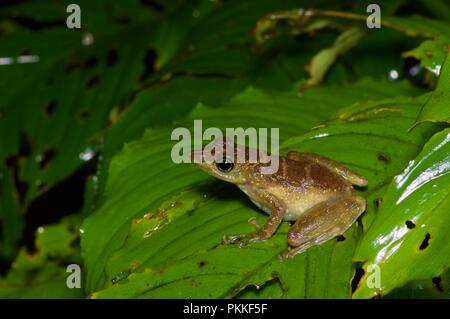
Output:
[277,248,297,260]
[223,234,252,246]
[223,234,244,246]
[277,252,289,261]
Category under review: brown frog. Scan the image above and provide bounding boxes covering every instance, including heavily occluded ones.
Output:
[193,140,367,258]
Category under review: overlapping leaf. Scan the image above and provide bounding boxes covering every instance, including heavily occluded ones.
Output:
[0,217,83,298]
[416,52,450,125]
[82,80,439,297]
[352,128,450,298]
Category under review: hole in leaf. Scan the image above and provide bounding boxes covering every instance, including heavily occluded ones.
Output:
[374,198,383,209]
[70,236,81,250]
[5,131,33,204]
[20,47,31,54]
[419,233,431,250]
[44,100,57,117]
[22,159,96,254]
[404,57,426,88]
[405,220,415,229]
[5,16,63,30]
[197,260,206,268]
[4,131,33,203]
[140,0,165,12]
[432,277,444,292]
[86,75,100,88]
[5,154,29,204]
[377,153,390,163]
[79,110,89,120]
[0,256,11,276]
[351,265,365,293]
[107,49,118,66]
[19,131,32,157]
[38,148,55,170]
[139,49,157,82]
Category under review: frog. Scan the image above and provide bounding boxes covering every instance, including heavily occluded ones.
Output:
[193,139,368,259]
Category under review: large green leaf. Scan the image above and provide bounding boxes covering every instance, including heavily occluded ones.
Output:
[255,9,450,75]
[0,167,22,259]
[280,96,440,230]
[98,0,425,194]
[352,128,450,298]
[415,51,450,125]
[0,217,83,298]
[82,80,437,297]
[2,0,447,299]
[0,1,163,260]
[387,268,450,298]
[0,0,158,33]
[0,25,154,201]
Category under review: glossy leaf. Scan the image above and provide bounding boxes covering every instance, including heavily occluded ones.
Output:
[416,51,450,124]
[387,268,450,298]
[82,82,438,297]
[305,27,366,87]
[353,128,450,298]
[0,217,83,298]
[255,9,450,73]
[2,0,448,299]
[402,38,449,73]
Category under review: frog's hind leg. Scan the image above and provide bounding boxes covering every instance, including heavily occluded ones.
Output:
[286,151,368,187]
[279,194,365,259]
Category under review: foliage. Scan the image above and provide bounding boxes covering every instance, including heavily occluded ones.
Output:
[0,0,449,298]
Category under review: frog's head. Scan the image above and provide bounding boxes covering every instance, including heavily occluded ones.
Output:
[192,139,256,184]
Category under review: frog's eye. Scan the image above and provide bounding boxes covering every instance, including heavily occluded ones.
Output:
[215,160,234,173]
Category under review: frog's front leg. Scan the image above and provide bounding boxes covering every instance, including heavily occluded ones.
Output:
[279,194,366,259]
[223,188,286,247]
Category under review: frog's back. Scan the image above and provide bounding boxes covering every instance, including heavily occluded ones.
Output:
[274,157,351,192]
[262,157,353,220]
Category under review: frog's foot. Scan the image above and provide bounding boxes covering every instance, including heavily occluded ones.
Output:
[277,250,292,261]
[277,241,317,260]
[223,232,265,247]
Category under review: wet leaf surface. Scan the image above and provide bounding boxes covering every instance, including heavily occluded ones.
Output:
[353,128,450,298]
[416,51,450,124]
[82,82,440,297]
[1,0,450,299]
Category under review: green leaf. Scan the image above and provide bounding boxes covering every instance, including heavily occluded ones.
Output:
[281,95,441,229]
[255,9,450,72]
[353,128,450,298]
[415,51,450,125]
[83,82,360,292]
[387,268,450,298]
[3,0,448,299]
[305,27,366,87]
[82,80,435,297]
[0,217,83,298]
[0,167,22,259]
[402,39,449,73]
[0,25,154,207]
[0,0,159,33]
